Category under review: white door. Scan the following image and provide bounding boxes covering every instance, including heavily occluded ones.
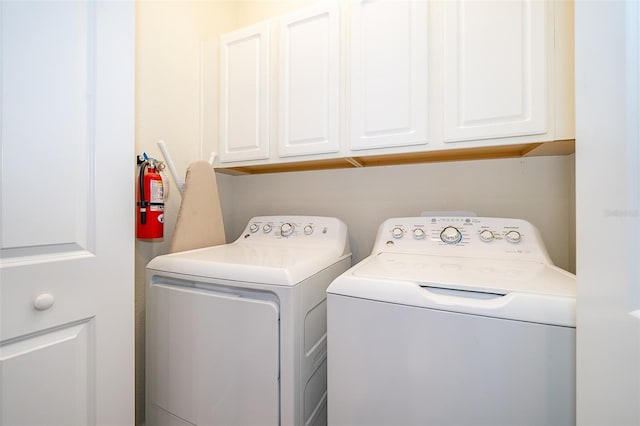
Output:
[575,1,640,424]
[0,1,134,425]
[277,3,340,158]
[443,0,547,143]
[219,22,271,163]
[349,0,428,151]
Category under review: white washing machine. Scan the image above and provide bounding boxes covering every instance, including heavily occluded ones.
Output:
[327,216,576,426]
[146,216,350,426]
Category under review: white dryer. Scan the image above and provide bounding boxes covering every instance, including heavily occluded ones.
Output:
[146,216,350,426]
[327,216,576,426]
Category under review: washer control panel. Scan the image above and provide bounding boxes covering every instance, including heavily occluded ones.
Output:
[374,216,551,262]
[240,216,349,249]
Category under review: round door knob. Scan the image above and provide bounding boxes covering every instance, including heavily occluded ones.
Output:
[34,293,55,311]
[440,226,462,244]
[281,223,294,237]
[479,229,495,242]
[505,230,522,243]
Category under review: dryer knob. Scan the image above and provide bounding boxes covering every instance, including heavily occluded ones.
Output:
[392,227,404,239]
[263,223,273,233]
[505,230,522,243]
[281,223,294,237]
[440,226,462,244]
[249,223,259,233]
[304,225,314,235]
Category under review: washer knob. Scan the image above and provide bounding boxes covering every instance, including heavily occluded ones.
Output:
[263,223,273,233]
[391,227,404,239]
[412,228,426,240]
[440,226,462,244]
[304,225,314,235]
[281,223,294,237]
[505,230,522,243]
[249,223,259,233]
[479,229,495,242]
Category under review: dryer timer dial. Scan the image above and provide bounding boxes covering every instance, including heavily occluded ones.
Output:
[281,223,295,237]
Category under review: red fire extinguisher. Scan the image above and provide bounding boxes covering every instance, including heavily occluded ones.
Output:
[137,155,165,239]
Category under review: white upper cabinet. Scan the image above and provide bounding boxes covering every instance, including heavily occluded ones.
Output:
[349,0,428,151]
[215,0,573,168]
[219,22,271,163]
[277,4,341,157]
[443,0,547,143]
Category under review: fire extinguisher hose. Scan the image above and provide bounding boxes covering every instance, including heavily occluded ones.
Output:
[138,161,148,225]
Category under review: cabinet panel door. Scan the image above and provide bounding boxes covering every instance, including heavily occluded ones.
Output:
[219,23,270,162]
[1,321,93,426]
[278,4,340,157]
[444,0,547,143]
[350,0,428,151]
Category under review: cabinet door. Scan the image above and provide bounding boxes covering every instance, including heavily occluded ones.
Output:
[278,4,340,157]
[219,22,270,162]
[0,1,134,424]
[350,0,428,151]
[443,0,547,143]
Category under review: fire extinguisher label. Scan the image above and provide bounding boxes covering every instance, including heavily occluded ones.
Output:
[150,180,163,203]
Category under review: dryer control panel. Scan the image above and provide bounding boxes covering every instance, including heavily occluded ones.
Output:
[239,215,350,253]
[373,217,552,263]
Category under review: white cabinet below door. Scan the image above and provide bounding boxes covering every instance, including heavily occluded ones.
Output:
[277,4,341,157]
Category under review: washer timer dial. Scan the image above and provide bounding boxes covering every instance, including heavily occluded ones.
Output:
[440,226,462,244]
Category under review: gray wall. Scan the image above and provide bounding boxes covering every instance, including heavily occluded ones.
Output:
[217,154,576,272]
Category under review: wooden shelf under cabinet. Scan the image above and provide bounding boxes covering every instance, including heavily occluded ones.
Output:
[215,140,575,176]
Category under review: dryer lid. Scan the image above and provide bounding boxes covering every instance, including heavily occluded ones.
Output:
[147,243,348,286]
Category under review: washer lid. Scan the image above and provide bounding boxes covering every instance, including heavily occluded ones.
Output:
[353,252,575,297]
[328,252,576,326]
[147,243,347,286]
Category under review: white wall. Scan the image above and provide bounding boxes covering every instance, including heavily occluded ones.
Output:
[220,155,576,271]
